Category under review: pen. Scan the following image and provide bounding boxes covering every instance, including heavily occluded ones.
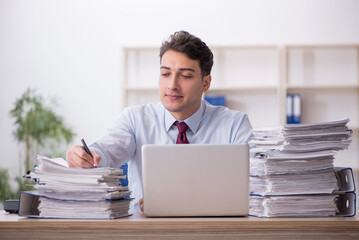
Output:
[81,138,96,167]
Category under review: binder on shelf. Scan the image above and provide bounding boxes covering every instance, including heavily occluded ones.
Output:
[204,95,226,106]
[287,94,301,124]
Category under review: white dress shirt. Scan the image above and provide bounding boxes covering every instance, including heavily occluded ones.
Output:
[90,100,253,212]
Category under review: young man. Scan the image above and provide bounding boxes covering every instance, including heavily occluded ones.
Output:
[66,31,253,212]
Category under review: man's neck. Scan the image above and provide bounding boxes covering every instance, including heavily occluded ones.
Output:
[169,103,202,121]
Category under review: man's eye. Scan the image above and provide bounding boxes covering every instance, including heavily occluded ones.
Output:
[161,73,170,77]
[181,75,192,79]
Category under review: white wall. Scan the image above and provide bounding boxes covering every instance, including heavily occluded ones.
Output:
[1,0,359,186]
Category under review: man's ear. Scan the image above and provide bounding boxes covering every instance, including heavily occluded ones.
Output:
[202,75,211,93]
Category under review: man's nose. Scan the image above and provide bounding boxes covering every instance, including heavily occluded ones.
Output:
[167,75,179,90]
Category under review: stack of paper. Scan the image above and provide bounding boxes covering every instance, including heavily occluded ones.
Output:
[25,156,132,219]
[250,150,336,176]
[250,171,338,195]
[250,195,338,217]
[250,118,352,152]
[249,118,353,217]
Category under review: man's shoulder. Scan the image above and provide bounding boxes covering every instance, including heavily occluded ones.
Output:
[204,101,247,119]
[123,102,164,115]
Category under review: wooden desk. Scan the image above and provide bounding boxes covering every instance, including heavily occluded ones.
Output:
[0,211,358,240]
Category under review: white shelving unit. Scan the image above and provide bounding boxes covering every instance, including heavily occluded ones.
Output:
[122,47,160,108]
[122,45,359,169]
[208,46,282,128]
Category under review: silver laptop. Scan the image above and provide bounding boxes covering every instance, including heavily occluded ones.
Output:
[141,144,249,217]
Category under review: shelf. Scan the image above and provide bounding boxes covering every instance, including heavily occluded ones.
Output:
[207,86,278,92]
[125,87,158,92]
[125,86,279,92]
[286,45,359,49]
[211,45,278,50]
[287,84,359,90]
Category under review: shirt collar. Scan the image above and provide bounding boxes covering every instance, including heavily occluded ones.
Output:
[164,100,205,133]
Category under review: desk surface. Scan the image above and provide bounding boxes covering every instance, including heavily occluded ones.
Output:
[1,211,359,240]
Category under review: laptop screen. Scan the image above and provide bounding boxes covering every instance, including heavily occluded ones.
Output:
[142,144,249,217]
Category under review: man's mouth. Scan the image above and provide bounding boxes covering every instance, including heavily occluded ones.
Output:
[166,93,183,101]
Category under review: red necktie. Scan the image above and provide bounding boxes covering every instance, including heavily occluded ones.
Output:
[174,121,189,144]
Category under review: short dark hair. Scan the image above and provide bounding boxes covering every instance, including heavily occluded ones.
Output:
[159,31,214,77]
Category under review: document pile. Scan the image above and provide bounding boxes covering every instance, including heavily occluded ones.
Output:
[19,156,132,219]
[249,118,356,217]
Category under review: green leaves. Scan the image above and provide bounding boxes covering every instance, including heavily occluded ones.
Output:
[10,88,75,171]
[10,88,74,146]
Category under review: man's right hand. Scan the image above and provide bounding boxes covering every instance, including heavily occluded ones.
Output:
[66,145,101,168]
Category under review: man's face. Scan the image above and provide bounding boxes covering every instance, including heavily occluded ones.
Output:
[159,50,211,120]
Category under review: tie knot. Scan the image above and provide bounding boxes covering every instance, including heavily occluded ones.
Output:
[174,121,189,133]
